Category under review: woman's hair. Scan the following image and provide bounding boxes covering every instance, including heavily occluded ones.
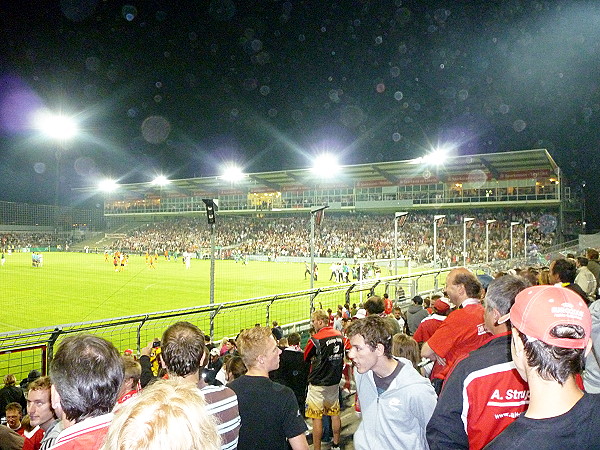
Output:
[3,374,16,386]
[102,378,220,450]
[391,333,421,370]
[226,356,247,381]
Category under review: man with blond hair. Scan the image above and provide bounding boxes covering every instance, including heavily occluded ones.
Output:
[229,326,308,450]
[23,376,62,450]
[304,310,349,450]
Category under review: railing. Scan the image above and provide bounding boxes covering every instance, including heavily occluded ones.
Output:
[0,269,451,381]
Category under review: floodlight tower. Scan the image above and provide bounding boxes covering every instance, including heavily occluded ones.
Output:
[310,205,329,294]
[510,221,520,260]
[485,219,496,264]
[433,215,445,268]
[394,212,409,275]
[37,111,78,206]
[463,217,475,266]
[203,198,218,338]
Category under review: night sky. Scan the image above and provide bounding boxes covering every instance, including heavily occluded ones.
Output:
[1,1,599,225]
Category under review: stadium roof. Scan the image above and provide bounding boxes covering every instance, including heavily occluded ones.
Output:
[77,148,559,198]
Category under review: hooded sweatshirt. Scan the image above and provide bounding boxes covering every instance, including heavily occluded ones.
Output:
[353,357,437,450]
[407,304,430,335]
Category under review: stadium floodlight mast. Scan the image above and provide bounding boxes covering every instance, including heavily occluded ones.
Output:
[221,165,246,184]
[486,219,497,264]
[98,178,119,193]
[394,212,409,275]
[311,154,341,179]
[463,217,475,266]
[309,205,329,295]
[524,223,533,260]
[510,221,520,260]
[433,215,445,268]
[151,175,170,186]
[35,110,78,206]
[202,199,219,339]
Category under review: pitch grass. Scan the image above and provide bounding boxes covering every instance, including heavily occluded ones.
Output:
[1,252,352,333]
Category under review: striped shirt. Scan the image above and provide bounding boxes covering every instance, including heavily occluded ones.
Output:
[200,384,241,450]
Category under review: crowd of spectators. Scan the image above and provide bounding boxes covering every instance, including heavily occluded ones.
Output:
[3,250,600,449]
[108,210,556,264]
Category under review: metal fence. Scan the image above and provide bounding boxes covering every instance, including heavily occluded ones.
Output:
[0,269,451,381]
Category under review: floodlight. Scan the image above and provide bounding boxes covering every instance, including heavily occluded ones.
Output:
[311,154,340,179]
[422,148,449,166]
[36,111,78,141]
[151,175,170,186]
[98,179,119,193]
[221,165,246,183]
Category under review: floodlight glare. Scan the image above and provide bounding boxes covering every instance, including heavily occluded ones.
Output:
[36,111,78,141]
[311,154,340,179]
[98,179,118,193]
[221,165,245,183]
[423,147,448,166]
[151,175,171,186]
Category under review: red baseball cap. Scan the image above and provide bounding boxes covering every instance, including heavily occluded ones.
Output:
[434,298,450,313]
[498,285,591,349]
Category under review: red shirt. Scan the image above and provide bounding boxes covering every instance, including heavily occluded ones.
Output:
[413,314,446,343]
[23,427,44,450]
[427,302,492,380]
[51,413,112,450]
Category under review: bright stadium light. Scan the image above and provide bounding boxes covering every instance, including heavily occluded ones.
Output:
[311,153,340,179]
[151,175,171,186]
[221,165,246,183]
[35,111,78,141]
[98,178,119,193]
[422,147,449,166]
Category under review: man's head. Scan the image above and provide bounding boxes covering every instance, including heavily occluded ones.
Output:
[120,356,141,396]
[50,334,124,423]
[445,268,482,306]
[287,332,301,346]
[412,295,423,306]
[311,310,329,332]
[236,327,281,372]
[347,316,394,374]
[586,248,599,261]
[483,275,530,334]
[161,321,206,377]
[3,374,16,386]
[576,256,589,268]
[501,285,592,384]
[27,376,56,430]
[5,403,22,430]
[549,258,576,284]
[364,296,385,315]
[392,306,403,320]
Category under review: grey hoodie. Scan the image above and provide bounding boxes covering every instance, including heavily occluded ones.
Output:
[407,304,429,335]
[354,357,437,449]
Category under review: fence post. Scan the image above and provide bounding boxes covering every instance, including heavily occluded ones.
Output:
[46,328,63,368]
[136,316,148,355]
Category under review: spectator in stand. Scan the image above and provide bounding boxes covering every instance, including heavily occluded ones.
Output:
[20,371,41,390]
[348,316,437,449]
[364,295,401,335]
[230,326,308,450]
[304,310,349,450]
[575,256,597,302]
[0,374,26,419]
[549,258,590,305]
[271,321,284,341]
[406,296,429,335]
[225,356,247,381]
[157,321,241,450]
[49,334,124,450]
[421,268,492,394]
[486,285,600,448]
[391,333,423,373]
[391,306,407,333]
[102,378,220,450]
[584,295,600,393]
[23,376,62,450]
[427,274,530,449]
[5,403,24,436]
[383,293,393,315]
[413,298,451,345]
[270,332,309,416]
[114,356,141,411]
[586,248,600,287]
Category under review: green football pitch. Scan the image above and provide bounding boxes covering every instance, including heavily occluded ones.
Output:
[0,252,346,333]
